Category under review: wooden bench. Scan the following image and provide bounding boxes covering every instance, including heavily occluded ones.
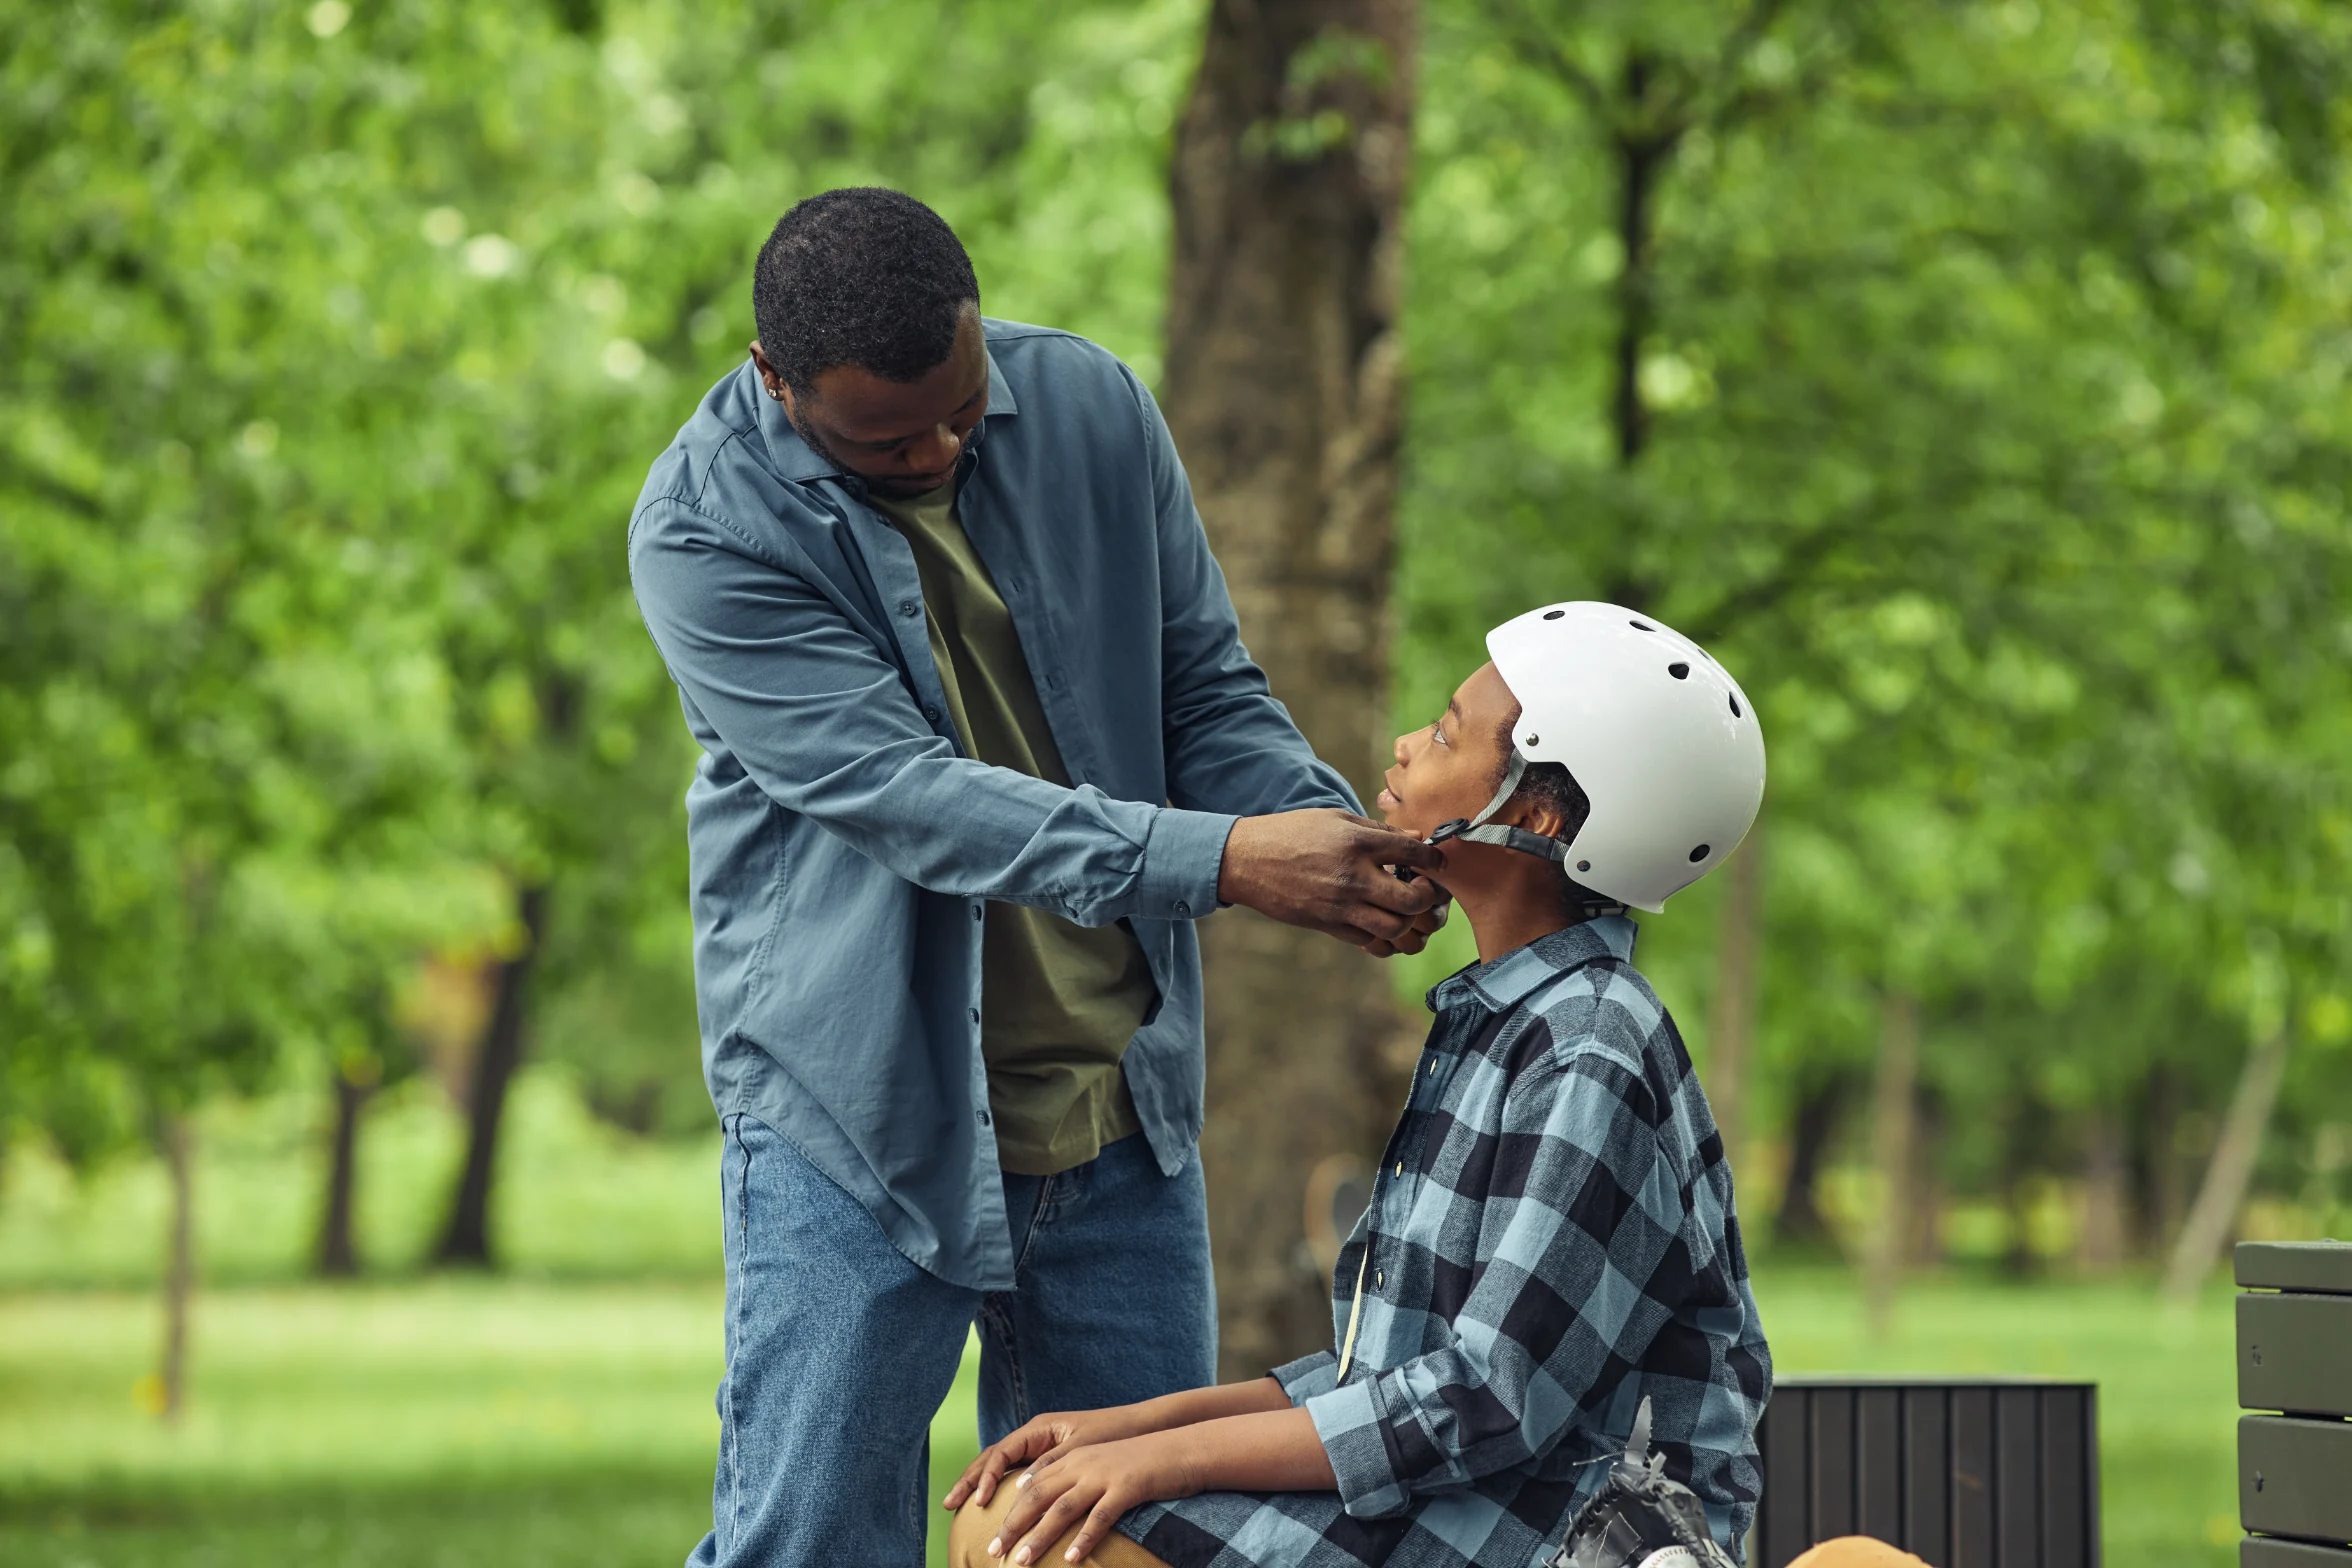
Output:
[2238,1241,2352,1566]
[1750,1377,2100,1567]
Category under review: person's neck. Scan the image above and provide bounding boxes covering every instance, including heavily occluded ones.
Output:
[1445,858,1584,964]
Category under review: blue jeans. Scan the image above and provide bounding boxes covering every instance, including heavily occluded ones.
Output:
[687,1113,1216,1568]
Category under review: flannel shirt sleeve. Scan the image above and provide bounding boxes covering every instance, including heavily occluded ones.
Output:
[1303,1039,1687,1519]
[1272,1349,1340,1405]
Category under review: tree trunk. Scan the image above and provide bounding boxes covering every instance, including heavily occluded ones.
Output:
[1705,825,1765,1174]
[2162,1025,2293,1305]
[316,1068,374,1278]
[155,1113,195,1422]
[1906,1084,1946,1267]
[2135,1064,2188,1258]
[1773,1076,1844,1250]
[2076,1107,2128,1274]
[1862,991,1918,1337]
[435,883,551,1268]
[1164,0,1419,1381]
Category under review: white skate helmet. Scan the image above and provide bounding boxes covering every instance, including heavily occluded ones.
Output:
[1437,602,1765,913]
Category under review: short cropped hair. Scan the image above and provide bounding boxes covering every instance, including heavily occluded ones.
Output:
[751,188,980,394]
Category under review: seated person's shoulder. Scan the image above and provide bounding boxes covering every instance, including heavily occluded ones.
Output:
[1511,959,1676,1112]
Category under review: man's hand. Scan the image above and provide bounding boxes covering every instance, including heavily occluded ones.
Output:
[1217,810,1449,951]
[981,1429,1198,1565]
[943,1405,1162,1513]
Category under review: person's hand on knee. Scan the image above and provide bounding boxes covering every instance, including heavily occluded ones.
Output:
[944,1404,1163,1512]
[982,1432,1194,1564]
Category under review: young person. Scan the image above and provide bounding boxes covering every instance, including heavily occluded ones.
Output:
[942,602,1774,1568]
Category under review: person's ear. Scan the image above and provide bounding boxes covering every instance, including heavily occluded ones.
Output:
[1504,793,1570,841]
[748,341,791,411]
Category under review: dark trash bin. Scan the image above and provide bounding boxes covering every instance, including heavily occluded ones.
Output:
[1751,1377,2098,1568]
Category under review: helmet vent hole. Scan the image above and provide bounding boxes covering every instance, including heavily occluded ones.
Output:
[1689,844,1711,863]
[1668,662,1690,680]
[1576,860,1592,873]
[1629,619,1655,632]
[1542,609,1565,621]
[1729,693,1742,717]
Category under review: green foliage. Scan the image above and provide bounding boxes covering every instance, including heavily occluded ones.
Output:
[1393,0,2352,1184]
[0,0,1200,1152]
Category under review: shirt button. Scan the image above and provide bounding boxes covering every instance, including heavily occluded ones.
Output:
[899,599,919,618]
[923,704,941,723]
[968,1007,981,1024]
[1394,1161,1404,1176]
[1375,1269,1386,1288]
[1173,899,1191,918]
[972,905,984,923]
[976,1110,990,1126]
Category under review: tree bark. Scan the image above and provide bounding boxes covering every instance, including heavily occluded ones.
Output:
[316,1068,374,1278]
[435,882,551,1268]
[1862,990,1917,1337]
[2162,1025,2293,1304]
[1705,825,1765,1175]
[155,1113,195,1422]
[1164,0,1419,1380]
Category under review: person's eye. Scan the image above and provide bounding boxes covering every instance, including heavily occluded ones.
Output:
[1431,718,1448,746]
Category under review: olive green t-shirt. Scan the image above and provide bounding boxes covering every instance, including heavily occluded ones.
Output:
[869,480,1152,1176]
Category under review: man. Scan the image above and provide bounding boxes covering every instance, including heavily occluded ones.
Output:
[628,187,1449,1567]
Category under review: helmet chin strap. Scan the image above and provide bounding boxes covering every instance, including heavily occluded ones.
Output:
[1427,750,1567,862]
[1415,750,1627,916]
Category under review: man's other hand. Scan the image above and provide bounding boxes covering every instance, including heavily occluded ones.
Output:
[1216,810,1450,952]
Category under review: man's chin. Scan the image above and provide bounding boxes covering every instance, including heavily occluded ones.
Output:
[867,469,956,499]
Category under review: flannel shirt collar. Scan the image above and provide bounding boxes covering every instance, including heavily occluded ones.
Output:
[1426,914,1639,1016]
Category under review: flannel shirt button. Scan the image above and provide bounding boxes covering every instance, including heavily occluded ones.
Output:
[976,1110,990,1126]
[972,906,984,923]
[899,599,919,618]
[968,1007,981,1024]
[1375,1269,1386,1288]
[1393,1161,1404,1176]
[1173,899,1191,917]
[923,704,941,723]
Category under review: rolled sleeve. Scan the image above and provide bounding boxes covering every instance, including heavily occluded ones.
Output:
[1270,1349,1339,1405]
[1303,1378,1410,1518]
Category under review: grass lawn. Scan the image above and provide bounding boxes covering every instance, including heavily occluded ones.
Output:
[0,1269,2241,1567]
[0,1081,2248,1564]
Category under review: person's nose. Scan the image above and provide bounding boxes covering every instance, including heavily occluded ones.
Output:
[1392,731,1413,764]
[908,424,962,473]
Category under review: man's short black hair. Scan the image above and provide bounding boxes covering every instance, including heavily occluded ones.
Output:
[752,188,980,395]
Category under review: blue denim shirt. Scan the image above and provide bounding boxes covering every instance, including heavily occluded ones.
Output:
[628,321,1356,1290]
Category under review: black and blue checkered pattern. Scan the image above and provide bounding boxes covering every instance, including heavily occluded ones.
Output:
[1120,916,1771,1567]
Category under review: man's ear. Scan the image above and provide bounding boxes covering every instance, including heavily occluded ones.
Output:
[747,341,791,411]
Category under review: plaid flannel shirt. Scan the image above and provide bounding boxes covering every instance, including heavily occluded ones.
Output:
[1121,916,1771,1568]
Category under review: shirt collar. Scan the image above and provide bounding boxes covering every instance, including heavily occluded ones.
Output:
[1426,915,1639,1015]
[753,344,1019,487]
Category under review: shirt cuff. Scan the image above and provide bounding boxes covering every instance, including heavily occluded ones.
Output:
[1304,1378,1409,1519]
[1137,807,1236,922]
[1271,1349,1338,1405]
